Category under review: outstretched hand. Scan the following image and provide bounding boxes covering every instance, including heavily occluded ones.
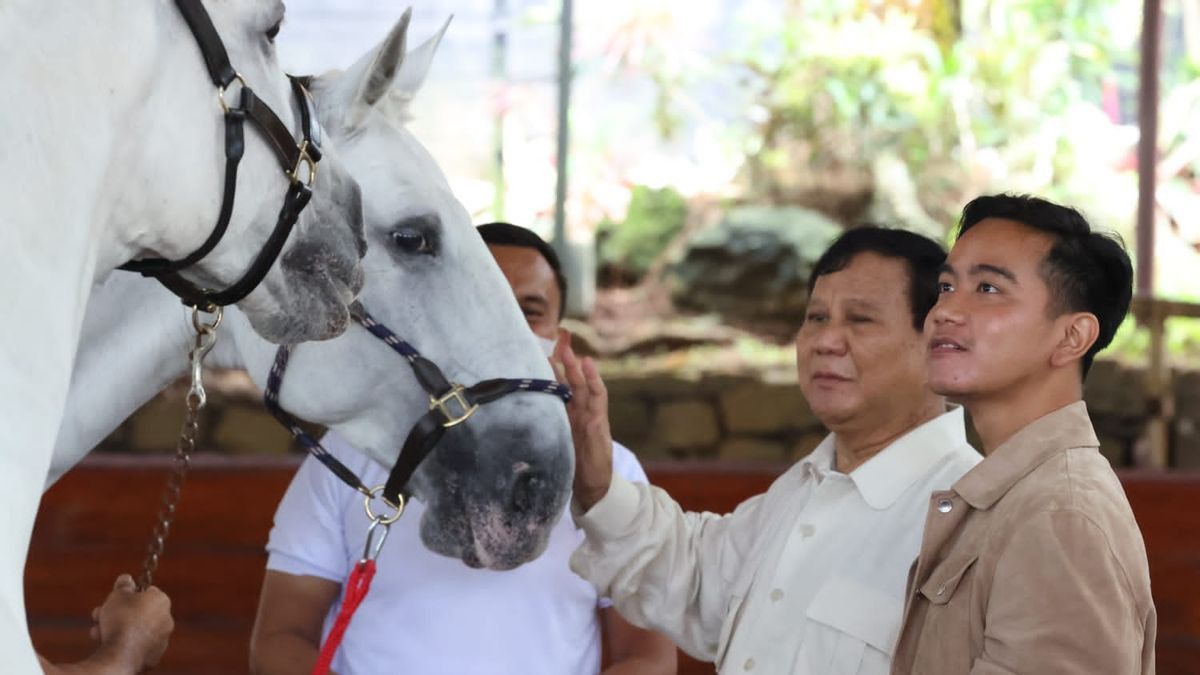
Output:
[552,332,614,512]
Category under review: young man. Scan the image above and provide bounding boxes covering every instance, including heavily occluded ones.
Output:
[891,195,1156,674]
[249,223,676,675]
[560,227,981,673]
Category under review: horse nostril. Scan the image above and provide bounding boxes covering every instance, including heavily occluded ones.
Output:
[510,468,544,514]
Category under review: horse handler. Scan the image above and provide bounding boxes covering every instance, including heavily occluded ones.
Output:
[250,223,676,675]
[39,574,173,674]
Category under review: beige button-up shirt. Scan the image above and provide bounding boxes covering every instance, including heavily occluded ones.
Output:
[572,408,980,674]
[892,401,1156,674]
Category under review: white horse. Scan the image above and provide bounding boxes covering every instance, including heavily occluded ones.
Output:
[2,1,368,667]
[53,11,572,582]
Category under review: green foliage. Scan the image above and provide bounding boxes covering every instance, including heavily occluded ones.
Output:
[1106,315,1200,365]
[597,185,688,280]
[728,0,1134,226]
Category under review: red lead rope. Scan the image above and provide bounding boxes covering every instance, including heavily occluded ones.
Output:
[311,559,378,675]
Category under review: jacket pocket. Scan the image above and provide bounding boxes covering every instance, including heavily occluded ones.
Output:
[802,575,904,673]
[919,554,978,605]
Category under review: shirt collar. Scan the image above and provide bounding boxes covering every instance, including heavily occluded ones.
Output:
[799,406,971,509]
[953,400,1098,510]
[797,436,836,483]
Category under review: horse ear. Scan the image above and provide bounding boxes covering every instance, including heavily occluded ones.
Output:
[393,15,452,102]
[358,8,413,109]
[330,8,412,129]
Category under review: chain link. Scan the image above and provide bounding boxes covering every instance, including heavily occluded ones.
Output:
[137,306,222,591]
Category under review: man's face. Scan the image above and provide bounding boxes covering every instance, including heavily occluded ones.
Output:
[926,217,1062,398]
[487,244,562,341]
[795,252,931,431]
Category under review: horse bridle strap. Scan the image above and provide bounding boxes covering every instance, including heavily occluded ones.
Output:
[119,0,323,310]
[263,307,571,508]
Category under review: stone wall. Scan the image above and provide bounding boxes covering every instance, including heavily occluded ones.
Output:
[97,359,1200,469]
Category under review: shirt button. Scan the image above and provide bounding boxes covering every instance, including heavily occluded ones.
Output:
[937,498,953,513]
[770,588,784,602]
[799,524,816,538]
[744,658,756,671]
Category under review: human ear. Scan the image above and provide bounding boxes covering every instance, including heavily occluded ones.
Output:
[1050,312,1100,369]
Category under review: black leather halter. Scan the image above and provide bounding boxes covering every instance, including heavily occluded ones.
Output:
[263,306,572,509]
[118,0,323,311]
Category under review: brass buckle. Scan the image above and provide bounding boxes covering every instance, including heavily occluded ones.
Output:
[288,140,318,186]
[217,73,248,114]
[430,384,479,428]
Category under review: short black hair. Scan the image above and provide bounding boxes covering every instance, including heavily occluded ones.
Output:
[807,225,947,331]
[957,193,1133,378]
[477,222,568,318]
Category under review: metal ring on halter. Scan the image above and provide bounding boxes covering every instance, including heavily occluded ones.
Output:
[362,485,405,525]
[185,305,222,409]
[217,73,248,114]
[191,304,224,334]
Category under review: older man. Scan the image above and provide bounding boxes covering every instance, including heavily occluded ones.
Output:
[559,226,981,673]
[891,194,1155,674]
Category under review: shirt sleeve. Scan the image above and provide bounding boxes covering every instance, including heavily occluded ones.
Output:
[266,452,354,583]
[611,441,648,485]
[570,473,769,661]
[972,509,1147,674]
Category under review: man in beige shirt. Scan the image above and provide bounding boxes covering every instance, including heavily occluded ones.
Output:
[558,227,980,674]
[892,194,1156,674]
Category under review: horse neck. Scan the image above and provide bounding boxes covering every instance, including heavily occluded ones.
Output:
[47,275,247,486]
[2,3,172,493]
[1,2,165,270]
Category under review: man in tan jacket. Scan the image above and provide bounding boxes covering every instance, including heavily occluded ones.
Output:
[892,194,1156,674]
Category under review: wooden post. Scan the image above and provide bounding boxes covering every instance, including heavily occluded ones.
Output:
[1134,0,1168,468]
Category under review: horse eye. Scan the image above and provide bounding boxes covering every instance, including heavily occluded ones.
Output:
[390,229,431,254]
[265,22,281,43]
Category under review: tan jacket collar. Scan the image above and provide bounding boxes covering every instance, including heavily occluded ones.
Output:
[953,400,1099,510]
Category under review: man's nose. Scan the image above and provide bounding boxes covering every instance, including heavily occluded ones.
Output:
[928,293,964,326]
[812,323,849,355]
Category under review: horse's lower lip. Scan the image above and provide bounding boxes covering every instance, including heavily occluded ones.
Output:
[461,548,485,569]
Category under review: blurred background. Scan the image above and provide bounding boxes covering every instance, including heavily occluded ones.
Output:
[143,0,1199,470]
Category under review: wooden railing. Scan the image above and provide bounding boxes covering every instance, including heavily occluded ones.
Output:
[27,455,1200,674]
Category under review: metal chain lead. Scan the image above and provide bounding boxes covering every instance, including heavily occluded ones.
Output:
[137,306,223,591]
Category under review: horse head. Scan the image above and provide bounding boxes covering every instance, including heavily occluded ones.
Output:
[123,0,366,343]
[231,11,574,570]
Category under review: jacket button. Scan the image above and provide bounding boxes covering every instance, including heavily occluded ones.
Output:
[937,584,946,596]
[937,498,953,513]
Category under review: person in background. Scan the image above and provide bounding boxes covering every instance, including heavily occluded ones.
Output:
[559,226,980,673]
[249,222,677,675]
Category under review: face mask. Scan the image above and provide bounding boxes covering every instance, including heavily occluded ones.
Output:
[537,335,558,358]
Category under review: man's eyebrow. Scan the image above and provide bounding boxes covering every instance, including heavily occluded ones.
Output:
[518,294,550,309]
[938,263,956,277]
[844,298,882,313]
[970,263,1019,284]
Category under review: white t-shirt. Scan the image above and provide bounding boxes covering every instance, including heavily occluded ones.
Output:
[267,432,648,675]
